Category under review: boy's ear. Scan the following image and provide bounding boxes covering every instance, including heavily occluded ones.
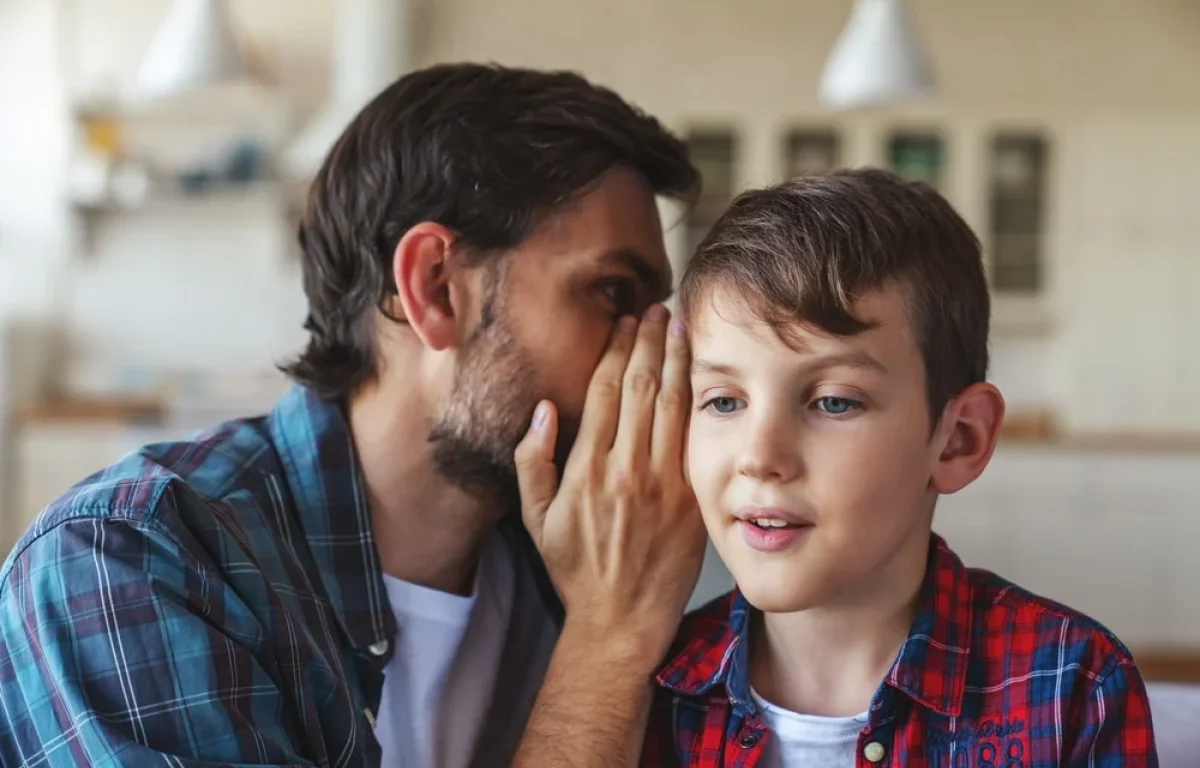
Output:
[930,382,1006,495]
[392,222,472,351]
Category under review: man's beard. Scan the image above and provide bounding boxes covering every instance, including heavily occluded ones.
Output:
[427,304,576,513]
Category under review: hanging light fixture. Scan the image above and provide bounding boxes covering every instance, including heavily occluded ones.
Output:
[819,0,935,109]
[281,0,413,179]
[133,0,248,99]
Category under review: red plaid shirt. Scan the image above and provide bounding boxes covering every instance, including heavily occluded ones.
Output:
[642,535,1157,767]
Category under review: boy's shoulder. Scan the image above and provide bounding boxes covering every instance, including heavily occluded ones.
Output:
[958,561,1138,681]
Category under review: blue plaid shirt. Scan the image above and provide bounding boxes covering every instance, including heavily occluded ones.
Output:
[0,385,560,767]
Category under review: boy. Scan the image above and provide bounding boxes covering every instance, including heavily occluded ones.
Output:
[641,169,1157,767]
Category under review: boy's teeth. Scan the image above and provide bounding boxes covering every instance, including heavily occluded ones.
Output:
[752,518,790,528]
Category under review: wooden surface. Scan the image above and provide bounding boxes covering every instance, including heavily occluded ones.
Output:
[1136,650,1200,684]
[1000,408,1200,454]
[15,396,165,426]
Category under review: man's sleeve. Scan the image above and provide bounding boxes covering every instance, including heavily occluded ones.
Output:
[0,515,315,767]
[1066,655,1159,767]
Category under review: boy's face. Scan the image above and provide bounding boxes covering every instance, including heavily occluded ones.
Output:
[687,285,953,613]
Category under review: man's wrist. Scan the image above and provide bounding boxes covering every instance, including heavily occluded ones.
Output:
[557,615,674,680]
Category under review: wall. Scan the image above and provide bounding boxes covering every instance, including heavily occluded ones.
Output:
[0,0,72,318]
[2,0,1200,430]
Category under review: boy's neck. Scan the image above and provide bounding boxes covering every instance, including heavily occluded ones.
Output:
[748,538,929,718]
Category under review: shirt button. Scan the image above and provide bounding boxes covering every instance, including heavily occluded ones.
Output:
[863,741,886,763]
[367,639,389,656]
[737,730,760,748]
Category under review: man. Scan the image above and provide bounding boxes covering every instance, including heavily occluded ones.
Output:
[0,63,708,767]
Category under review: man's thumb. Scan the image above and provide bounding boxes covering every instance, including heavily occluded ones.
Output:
[514,400,559,537]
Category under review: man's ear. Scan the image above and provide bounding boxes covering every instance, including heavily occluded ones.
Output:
[392,222,468,351]
[930,382,1006,495]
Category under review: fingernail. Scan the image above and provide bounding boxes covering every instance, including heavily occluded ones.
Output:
[645,304,669,324]
[669,318,686,337]
[619,315,638,333]
[532,402,548,430]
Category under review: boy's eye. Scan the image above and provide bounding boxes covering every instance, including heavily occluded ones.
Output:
[813,396,861,416]
[702,396,744,415]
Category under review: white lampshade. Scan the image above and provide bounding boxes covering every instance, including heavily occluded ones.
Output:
[134,0,248,99]
[819,0,935,109]
[281,0,413,179]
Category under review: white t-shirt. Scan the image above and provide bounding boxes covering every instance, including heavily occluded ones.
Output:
[374,530,557,768]
[751,689,869,768]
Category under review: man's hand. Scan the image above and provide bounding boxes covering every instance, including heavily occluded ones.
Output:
[509,305,708,767]
[514,304,708,673]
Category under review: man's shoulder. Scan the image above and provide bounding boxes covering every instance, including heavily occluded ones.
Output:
[3,414,282,579]
[963,564,1137,680]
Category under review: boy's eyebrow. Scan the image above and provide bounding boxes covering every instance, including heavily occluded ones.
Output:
[691,352,888,376]
[691,359,738,376]
[811,351,889,375]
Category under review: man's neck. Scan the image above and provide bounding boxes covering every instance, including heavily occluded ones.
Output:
[748,535,930,718]
[347,379,500,596]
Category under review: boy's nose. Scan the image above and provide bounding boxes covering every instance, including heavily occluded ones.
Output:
[735,416,801,483]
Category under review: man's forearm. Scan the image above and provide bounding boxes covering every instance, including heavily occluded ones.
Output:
[512,622,660,768]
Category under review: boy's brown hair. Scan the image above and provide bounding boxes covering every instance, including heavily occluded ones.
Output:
[678,168,989,425]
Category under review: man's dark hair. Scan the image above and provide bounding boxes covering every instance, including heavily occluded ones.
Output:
[678,168,989,425]
[281,62,699,399]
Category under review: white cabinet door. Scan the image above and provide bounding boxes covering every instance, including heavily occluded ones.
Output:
[6,424,174,555]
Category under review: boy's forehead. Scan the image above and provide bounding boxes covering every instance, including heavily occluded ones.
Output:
[689,285,918,371]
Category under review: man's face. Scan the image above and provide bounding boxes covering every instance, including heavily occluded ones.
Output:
[686,286,942,613]
[430,167,673,507]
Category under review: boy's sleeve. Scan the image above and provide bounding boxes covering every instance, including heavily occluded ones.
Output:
[0,516,315,767]
[1065,655,1159,767]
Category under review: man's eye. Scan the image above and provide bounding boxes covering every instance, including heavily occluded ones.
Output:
[600,280,638,315]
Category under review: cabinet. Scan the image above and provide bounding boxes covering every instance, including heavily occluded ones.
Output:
[936,447,1200,649]
[5,422,181,555]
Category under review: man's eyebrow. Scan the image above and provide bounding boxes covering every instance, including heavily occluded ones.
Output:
[598,248,673,301]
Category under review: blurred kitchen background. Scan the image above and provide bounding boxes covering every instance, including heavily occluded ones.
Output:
[0,0,1198,684]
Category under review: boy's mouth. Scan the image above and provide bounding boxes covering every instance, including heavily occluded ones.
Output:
[733,506,815,552]
[748,518,803,530]
[734,505,813,528]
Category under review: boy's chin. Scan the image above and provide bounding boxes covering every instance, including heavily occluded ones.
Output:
[736,575,828,615]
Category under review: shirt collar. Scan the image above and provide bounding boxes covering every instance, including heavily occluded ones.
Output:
[655,534,974,718]
[268,384,396,652]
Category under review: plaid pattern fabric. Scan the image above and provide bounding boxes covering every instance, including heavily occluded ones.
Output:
[0,385,558,767]
[643,535,1158,767]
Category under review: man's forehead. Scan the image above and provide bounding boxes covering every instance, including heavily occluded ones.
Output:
[517,169,673,294]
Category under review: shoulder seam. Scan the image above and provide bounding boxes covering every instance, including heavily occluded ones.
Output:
[0,481,173,593]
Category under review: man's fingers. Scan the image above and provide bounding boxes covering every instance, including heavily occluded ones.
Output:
[515,400,560,543]
[651,316,692,473]
[570,315,638,456]
[612,305,669,460]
